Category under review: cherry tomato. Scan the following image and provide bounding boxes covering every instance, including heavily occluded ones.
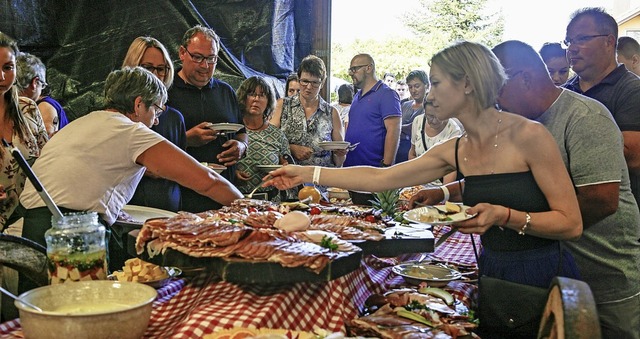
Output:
[309,207,322,215]
[365,215,377,223]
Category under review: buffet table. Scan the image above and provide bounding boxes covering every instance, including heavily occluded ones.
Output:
[0,225,480,338]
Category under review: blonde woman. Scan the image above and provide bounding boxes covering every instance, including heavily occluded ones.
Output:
[122,36,187,212]
[265,41,582,287]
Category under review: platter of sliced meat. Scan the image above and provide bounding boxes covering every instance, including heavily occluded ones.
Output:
[129,199,434,284]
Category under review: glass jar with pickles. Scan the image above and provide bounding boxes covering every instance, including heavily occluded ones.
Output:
[45,212,107,284]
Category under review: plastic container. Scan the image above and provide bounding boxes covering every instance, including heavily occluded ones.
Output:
[45,212,107,284]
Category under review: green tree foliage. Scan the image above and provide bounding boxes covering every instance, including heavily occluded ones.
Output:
[330,0,504,85]
[403,0,504,50]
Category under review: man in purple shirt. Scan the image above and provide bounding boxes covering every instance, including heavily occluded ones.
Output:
[344,54,401,204]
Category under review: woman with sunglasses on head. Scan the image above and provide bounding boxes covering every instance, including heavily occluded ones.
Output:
[236,76,291,201]
[270,55,346,176]
[122,36,187,212]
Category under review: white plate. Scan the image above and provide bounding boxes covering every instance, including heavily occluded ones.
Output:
[256,164,282,173]
[201,162,227,174]
[207,123,244,133]
[118,205,177,225]
[403,204,475,225]
[318,141,350,150]
[392,263,462,286]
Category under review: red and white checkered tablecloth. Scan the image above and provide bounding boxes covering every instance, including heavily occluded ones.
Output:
[0,226,480,339]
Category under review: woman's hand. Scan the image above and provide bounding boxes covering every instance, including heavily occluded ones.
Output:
[408,187,445,208]
[218,139,247,166]
[290,144,313,161]
[186,122,219,147]
[451,203,508,235]
[333,149,347,157]
[236,170,250,182]
[262,165,307,190]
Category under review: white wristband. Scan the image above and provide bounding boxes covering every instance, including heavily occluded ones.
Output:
[312,166,321,186]
[440,185,450,202]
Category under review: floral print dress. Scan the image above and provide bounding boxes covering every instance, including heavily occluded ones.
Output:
[0,97,49,230]
[279,95,336,167]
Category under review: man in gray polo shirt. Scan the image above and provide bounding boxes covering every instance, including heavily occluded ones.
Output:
[493,40,640,339]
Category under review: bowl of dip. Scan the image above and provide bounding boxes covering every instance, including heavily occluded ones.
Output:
[15,280,157,339]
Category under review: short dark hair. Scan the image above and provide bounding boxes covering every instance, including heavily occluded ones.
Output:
[182,25,220,50]
[337,84,354,104]
[617,36,640,58]
[237,76,276,119]
[405,70,429,86]
[298,55,326,80]
[539,42,566,63]
[568,7,618,41]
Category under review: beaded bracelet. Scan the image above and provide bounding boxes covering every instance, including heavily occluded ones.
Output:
[518,212,531,235]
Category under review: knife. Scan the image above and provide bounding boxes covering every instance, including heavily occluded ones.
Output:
[435,227,458,246]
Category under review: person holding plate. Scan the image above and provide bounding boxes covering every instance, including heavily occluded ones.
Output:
[167,25,248,212]
[236,76,291,201]
[270,55,346,170]
[264,41,582,314]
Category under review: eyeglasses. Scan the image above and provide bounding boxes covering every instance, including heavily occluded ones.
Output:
[562,34,609,48]
[140,64,170,76]
[248,92,266,98]
[183,47,218,65]
[348,64,370,74]
[298,79,322,88]
[152,103,165,118]
[35,77,48,89]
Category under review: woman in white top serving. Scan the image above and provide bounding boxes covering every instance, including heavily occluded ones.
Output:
[20,67,242,249]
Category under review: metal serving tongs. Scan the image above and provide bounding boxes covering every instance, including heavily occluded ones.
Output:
[2,140,64,219]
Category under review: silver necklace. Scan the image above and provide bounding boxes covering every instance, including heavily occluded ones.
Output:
[464,113,502,174]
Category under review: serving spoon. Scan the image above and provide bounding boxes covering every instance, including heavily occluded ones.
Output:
[0,286,43,312]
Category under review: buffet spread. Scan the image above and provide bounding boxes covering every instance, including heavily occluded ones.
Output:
[131,198,435,284]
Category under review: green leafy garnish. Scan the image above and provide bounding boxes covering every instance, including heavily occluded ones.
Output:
[320,235,339,251]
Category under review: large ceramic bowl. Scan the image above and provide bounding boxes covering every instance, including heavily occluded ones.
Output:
[15,280,157,339]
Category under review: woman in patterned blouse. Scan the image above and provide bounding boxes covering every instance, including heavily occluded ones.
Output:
[270,55,346,169]
[0,32,49,232]
[236,76,291,201]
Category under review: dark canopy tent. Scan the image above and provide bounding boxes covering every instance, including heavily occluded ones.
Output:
[0,0,322,120]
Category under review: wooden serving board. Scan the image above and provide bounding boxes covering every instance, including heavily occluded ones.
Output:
[127,230,363,284]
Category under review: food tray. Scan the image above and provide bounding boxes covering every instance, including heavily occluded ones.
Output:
[127,230,363,284]
[354,226,434,257]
